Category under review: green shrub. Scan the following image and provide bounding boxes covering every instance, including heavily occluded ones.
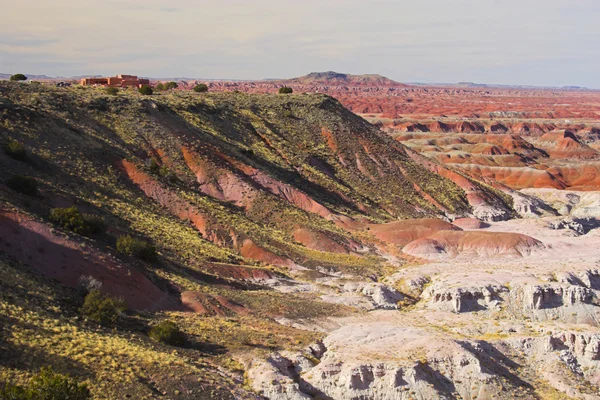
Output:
[154,82,165,91]
[0,367,90,399]
[164,81,178,90]
[9,74,27,82]
[80,289,126,326]
[6,175,37,196]
[5,140,27,161]
[49,207,106,236]
[279,87,293,94]
[116,235,157,262]
[149,321,185,346]
[105,87,119,95]
[193,84,208,93]
[138,85,153,95]
[82,213,106,234]
[146,158,160,174]
[49,207,86,234]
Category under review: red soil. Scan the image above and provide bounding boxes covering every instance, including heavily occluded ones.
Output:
[183,146,333,218]
[402,230,543,258]
[452,218,491,229]
[367,218,461,247]
[239,239,295,268]
[0,210,176,310]
[292,228,358,254]
[458,165,567,190]
[181,291,249,315]
[537,131,599,159]
[122,159,300,267]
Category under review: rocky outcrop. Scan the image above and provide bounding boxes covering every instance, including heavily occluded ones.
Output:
[510,283,600,325]
[423,284,508,313]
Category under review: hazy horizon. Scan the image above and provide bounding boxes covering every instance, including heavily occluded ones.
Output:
[2,0,600,88]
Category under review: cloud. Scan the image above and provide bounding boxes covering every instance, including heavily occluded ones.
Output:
[1,0,599,87]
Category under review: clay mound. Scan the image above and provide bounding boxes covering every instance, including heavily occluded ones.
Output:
[427,121,452,133]
[510,122,550,136]
[181,291,249,315]
[368,218,461,246]
[455,121,485,133]
[546,164,600,191]
[539,131,599,159]
[401,237,450,258]
[402,230,544,259]
[239,239,295,268]
[0,211,176,310]
[457,165,567,190]
[452,218,490,229]
[397,122,429,132]
[456,134,546,158]
[471,144,509,156]
[292,228,357,254]
[432,153,530,168]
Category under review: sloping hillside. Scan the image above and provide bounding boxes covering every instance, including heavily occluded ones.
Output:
[0,82,516,397]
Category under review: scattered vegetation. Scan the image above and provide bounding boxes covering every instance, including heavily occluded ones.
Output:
[6,175,37,196]
[146,159,177,182]
[80,289,127,326]
[9,74,27,82]
[155,82,178,91]
[4,140,27,161]
[49,207,106,236]
[193,83,208,93]
[138,85,153,95]
[278,86,293,94]
[0,367,90,400]
[116,235,157,262]
[105,87,119,96]
[149,321,185,346]
[0,82,512,397]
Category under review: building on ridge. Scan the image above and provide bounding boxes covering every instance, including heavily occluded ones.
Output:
[80,74,150,88]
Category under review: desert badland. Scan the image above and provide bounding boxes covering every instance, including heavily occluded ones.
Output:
[1,70,600,399]
[2,0,600,394]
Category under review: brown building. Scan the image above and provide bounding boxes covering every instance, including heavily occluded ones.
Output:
[80,74,150,88]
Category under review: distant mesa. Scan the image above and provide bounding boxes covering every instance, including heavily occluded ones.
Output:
[80,74,150,88]
[283,71,406,87]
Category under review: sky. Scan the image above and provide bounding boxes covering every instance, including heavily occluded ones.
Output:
[1,0,600,87]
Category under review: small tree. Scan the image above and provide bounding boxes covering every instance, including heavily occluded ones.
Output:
[105,87,119,95]
[0,367,90,400]
[193,84,208,93]
[165,81,178,90]
[9,74,27,82]
[117,235,157,262]
[5,140,27,161]
[279,87,293,94]
[138,85,153,95]
[154,82,165,91]
[6,175,37,196]
[80,289,127,326]
[149,321,185,346]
